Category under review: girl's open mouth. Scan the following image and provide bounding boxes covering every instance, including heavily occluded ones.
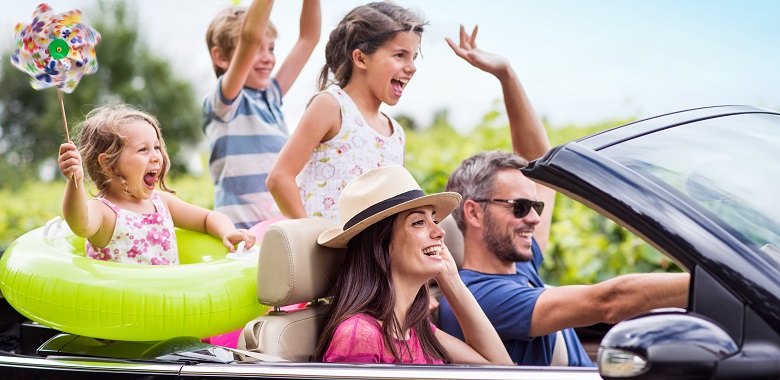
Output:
[143,170,158,188]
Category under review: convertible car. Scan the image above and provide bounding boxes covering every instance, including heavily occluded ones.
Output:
[1,105,779,379]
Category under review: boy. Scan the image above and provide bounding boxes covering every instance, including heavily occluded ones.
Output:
[203,0,320,229]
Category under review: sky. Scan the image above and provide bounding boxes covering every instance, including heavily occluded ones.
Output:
[2,0,780,134]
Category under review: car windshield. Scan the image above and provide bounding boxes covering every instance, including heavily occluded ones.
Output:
[599,113,780,263]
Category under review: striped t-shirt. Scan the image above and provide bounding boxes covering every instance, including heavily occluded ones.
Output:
[202,77,288,229]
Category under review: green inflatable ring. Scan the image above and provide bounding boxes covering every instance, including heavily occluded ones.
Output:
[0,218,267,341]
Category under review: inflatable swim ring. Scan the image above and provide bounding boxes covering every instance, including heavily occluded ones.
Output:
[0,218,268,341]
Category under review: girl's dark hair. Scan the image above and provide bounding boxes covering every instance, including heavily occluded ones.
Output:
[315,214,450,364]
[318,2,426,91]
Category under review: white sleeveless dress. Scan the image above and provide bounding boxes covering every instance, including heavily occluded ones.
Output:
[296,87,405,223]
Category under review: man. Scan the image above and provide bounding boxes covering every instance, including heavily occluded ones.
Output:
[438,28,689,367]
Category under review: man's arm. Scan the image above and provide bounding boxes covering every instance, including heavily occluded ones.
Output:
[530,272,690,337]
[446,24,555,253]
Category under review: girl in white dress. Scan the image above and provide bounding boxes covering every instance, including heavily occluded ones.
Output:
[267,2,423,222]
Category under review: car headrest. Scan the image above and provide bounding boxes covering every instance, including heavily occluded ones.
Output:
[257,218,345,307]
[440,215,464,269]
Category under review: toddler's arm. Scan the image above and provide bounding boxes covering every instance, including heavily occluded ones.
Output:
[274,0,321,95]
[161,192,255,251]
[58,142,103,238]
[206,212,255,252]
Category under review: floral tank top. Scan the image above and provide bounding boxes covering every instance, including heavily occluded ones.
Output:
[86,191,179,265]
[296,87,405,223]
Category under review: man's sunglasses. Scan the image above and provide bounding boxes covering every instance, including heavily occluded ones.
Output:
[472,198,545,218]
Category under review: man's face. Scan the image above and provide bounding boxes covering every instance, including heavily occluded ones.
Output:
[480,169,542,263]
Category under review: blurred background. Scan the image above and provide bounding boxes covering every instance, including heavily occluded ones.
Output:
[2,0,778,283]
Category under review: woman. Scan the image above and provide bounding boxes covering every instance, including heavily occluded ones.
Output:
[315,165,512,365]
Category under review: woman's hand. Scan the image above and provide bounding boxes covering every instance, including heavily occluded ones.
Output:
[222,229,256,252]
[434,243,462,288]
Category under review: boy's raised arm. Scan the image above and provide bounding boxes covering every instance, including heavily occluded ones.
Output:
[219,0,274,101]
[275,0,321,95]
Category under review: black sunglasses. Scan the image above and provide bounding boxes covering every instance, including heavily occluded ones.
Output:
[473,198,544,218]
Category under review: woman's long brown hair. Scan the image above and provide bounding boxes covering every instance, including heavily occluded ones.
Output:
[315,215,450,363]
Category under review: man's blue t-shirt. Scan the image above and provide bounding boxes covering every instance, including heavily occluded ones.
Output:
[439,239,595,367]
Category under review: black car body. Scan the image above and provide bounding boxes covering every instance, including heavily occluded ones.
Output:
[523,105,780,379]
[2,105,779,379]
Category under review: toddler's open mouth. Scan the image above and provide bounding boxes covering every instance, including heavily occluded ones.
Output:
[143,170,159,188]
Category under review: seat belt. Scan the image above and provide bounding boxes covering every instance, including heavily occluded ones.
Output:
[529,281,569,366]
[550,330,569,366]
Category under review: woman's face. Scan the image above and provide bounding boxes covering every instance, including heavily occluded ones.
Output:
[389,205,446,284]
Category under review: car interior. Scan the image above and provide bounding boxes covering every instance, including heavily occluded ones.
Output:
[237,217,343,361]
[0,215,608,364]
[236,216,463,362]
[235,215,606,363]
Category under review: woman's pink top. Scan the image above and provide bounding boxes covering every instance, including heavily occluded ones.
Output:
[323,313,444,364]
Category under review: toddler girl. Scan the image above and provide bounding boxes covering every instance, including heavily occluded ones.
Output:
[58,104,255,265]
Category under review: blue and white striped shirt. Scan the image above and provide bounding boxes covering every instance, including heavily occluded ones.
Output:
[202,78,288,229]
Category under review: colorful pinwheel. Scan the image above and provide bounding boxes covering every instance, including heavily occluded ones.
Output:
[11,3,101,96]
[10,3,101,187]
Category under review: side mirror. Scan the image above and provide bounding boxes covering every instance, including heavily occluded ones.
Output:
[598,311,737,380]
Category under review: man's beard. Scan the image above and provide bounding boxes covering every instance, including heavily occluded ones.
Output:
[483,211,533,263]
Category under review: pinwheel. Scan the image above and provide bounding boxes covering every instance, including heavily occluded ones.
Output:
[10,3,101,187]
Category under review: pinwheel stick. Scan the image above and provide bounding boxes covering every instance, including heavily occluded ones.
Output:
[56,89,70,142]
[57,89,77,189]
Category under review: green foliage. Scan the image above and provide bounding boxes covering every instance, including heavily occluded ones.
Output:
[543,196,679,286]
[0,0,202,190]
[0,181,64,252]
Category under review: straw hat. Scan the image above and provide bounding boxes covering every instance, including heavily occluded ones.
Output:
[317,165,462,248]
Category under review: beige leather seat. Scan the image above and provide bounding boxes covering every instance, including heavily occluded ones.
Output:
[237,218,344,362]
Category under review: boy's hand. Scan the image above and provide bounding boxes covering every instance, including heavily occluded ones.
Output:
[445,24,510,77]
[223,229,256,252]
[58,141,83,183]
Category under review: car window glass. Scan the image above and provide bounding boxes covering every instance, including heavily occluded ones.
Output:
[600,113,780,264]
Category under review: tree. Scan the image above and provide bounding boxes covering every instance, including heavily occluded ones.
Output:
[0,1,202,190]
